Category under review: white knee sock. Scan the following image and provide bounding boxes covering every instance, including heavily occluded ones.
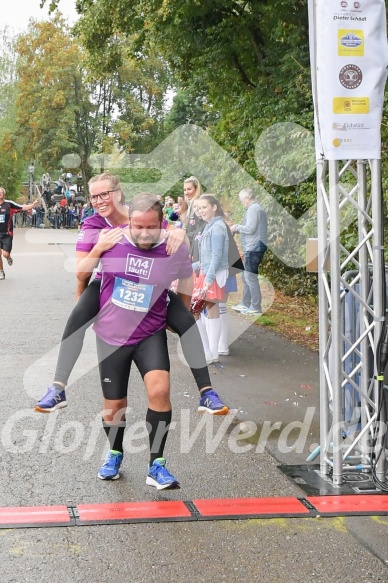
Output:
[207,317,221,361]
[218,302,229,354]
[196,318,211,360]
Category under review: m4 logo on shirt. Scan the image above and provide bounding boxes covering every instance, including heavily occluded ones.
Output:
[125,255,154,280]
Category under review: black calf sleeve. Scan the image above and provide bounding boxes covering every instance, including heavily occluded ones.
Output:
[146,408,172,465]
[102,419,126,453]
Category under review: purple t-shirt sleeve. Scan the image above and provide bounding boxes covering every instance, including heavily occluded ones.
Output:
[75,214,106,252]
[76,227,100,252]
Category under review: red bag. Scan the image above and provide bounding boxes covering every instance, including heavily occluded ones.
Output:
[189,289,206,315]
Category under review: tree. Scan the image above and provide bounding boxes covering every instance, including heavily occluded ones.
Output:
[0,27,24,198]
[15,15,101,179]
[164,88,218,134]
[108,47,171,154]
[16,13,172,186]
[46,2,313,175]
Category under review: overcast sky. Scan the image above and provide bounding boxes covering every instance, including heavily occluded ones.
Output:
[1,0,78,32]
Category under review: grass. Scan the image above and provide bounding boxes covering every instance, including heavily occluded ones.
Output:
[228,285,319,352]
[259,290,319,351]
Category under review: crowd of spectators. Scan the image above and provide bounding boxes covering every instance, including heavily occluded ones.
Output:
[14,171,86,229]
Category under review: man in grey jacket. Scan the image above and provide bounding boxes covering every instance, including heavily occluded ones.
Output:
[230,187,267,315]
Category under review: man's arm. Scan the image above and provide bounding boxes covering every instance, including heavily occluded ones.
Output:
[21,199,39,212]
[175,274,194,310]
[231,205,259,236]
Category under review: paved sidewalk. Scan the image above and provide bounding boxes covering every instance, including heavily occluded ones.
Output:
[0,229,387,582]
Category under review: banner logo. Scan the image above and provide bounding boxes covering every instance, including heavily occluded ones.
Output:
[338,30,364,56]
[339,64,363,89]
[333,97,369,114]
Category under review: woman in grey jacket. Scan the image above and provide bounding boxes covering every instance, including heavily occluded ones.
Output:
[192,195,229,364]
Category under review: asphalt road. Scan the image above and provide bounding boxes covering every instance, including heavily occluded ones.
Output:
[0,228,387,583]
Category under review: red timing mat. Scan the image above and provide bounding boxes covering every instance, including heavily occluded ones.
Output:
[193,497,311,518]
[0,505,72,527]
[77,500,193,523]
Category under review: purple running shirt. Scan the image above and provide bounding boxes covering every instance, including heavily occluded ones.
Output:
[76,214,128,253]
[76,214,128,280]
[93,234,193,346]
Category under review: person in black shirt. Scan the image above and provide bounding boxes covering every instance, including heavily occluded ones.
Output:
[0,187,38,280]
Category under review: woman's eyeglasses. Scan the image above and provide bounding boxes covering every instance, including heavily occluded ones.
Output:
[89,190,117,203]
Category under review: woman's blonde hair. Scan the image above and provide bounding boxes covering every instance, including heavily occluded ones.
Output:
[184,176,203,199]
[183,176,203,227]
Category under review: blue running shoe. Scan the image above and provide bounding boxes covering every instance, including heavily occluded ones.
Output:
[146,458,179,490]
[198,389,229,415]
[35,386,67,413]
[98,450,123,480]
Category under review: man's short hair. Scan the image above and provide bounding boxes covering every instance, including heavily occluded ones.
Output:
[238,187,256,202]
[0,187,6,195]
[128,193,163,223]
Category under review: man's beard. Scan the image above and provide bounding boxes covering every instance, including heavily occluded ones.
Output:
[131,231,160,250]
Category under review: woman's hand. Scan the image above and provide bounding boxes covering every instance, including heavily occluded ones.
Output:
[95,228,124,252]
[164,228,187,255]
[202,281,212,292]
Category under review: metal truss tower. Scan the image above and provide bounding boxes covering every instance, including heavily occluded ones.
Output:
[316,158,386,485]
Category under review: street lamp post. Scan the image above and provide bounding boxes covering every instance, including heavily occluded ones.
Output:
[28,163,35,202]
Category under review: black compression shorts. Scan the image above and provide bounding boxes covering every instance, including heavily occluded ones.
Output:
[0,234,13,253]
[96,329,170,400]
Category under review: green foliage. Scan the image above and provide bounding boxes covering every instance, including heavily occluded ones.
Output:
[164,89,218,133]
[0,27,24,196]
[15,16,95,172]
[261,250,318,296]
[0,134,25,199]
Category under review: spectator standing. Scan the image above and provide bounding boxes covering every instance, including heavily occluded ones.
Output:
[68,203,77,228]
[54,180,64,195]
[182,176,203,246]
[192,194,229,364]
[33,202,44,228]
[80,201,95,227]
[76,172,83,193]
[41,173,51,190]
[43,187,53,207]
[230,187,267,316]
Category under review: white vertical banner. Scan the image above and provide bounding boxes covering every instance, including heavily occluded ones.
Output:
[309,0,388,160]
